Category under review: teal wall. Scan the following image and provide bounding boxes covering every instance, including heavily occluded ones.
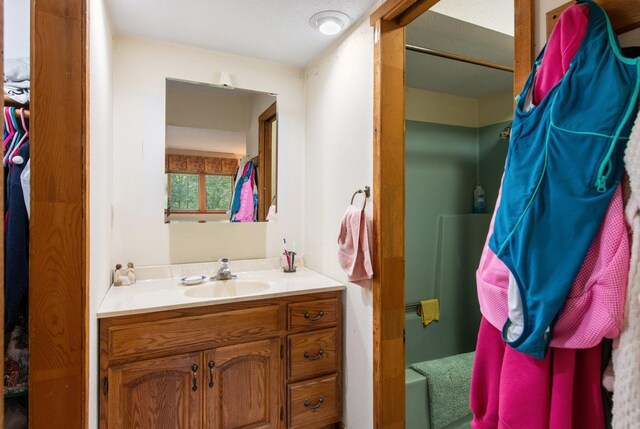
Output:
[405,120,508,366]
[479,121,510,212]
[405,121,477,305]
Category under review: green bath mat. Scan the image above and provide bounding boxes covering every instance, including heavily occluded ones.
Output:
[409,352,475,429]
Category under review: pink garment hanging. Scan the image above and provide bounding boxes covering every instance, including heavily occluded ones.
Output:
[471,318,605,429]
[233,165,256,222]
[477,185,628,348]
[533,4,589,104]
[476,2,628,349]
[337,205,373,287]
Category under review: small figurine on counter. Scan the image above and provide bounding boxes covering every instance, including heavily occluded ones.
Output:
[113,263,131,286]
[126,262,136,284]
[113,264,123,286]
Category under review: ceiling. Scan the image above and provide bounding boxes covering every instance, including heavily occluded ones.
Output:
[106,0,378,67]
[431,0,514,37]
[165,79,276,155]
[108,1,514,97]
[406,11,514,99]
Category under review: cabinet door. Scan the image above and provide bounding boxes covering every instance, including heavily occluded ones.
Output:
[107,352,202,429]
[205,338,282,429]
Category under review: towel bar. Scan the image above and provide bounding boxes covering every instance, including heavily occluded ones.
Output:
[405,301,423,317]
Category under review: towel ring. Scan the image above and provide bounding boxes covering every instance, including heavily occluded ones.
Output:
[350,186,371,210]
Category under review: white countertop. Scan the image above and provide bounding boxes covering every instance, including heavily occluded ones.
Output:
[97,260,344,318]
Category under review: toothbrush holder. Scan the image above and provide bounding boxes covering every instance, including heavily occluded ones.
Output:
[283,251,297,273]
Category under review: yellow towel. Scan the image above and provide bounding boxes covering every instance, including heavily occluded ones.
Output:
[420,299,440,326]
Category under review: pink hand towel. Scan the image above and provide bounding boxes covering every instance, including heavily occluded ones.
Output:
[338,205,373,287]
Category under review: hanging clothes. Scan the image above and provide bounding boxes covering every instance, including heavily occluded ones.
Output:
[230,160,258,222]
[477,184,628,349]
[488,0,640,358]
[471,317,605,429]
[5,141,29,333]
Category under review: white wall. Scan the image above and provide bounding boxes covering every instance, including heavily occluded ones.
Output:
[406,87,478,127]
[246,93,277,158]
[407,87,513,127]
[4,0,29,60]
[478,90,514,127]
[89,0,114,427]
[304,10,378,428]
[112,36,305,266]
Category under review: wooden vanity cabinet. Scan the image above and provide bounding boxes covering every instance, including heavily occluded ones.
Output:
[99,290,343,429]
[204,338,281,429]
[107,352,202,429]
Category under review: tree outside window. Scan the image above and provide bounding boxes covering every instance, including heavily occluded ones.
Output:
[167,173,233,212]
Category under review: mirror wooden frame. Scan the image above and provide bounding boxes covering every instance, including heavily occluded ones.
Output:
[258,101,277,221]
[368,1,533,427]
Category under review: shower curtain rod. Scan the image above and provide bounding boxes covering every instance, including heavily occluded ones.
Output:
[406,44,514,73]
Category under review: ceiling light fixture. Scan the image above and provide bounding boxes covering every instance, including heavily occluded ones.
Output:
[309,11,350,36]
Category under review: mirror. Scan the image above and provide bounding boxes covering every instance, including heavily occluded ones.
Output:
[164,78,277,223]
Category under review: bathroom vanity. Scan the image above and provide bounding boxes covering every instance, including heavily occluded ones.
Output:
[98,260,344,429]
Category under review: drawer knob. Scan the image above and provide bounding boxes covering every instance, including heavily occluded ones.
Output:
[304,310,324,321]
[304,349,325,361]
[304,396,325,410]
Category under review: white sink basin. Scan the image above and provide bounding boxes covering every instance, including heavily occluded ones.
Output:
[182,280,271,299]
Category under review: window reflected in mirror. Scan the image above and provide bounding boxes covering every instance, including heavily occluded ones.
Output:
[164,78,278,223]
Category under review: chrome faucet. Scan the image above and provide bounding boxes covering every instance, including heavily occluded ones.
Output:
[213,258,236,281]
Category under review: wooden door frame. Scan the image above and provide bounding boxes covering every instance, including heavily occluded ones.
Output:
[258,101,277,221]
[30,0,89,426]
[369,1,533,427]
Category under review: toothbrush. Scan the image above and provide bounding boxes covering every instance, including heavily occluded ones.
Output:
[283,239,291,267]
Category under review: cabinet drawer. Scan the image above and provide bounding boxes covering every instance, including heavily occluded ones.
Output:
[288,374,340,429]
[108,305,280,360]
[288,298,338,329]
[288,328,337,380]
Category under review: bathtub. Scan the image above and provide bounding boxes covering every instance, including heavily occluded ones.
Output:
[406,366,473,429]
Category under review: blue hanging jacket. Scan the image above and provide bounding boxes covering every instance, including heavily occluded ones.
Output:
[5,142,30,333]
[489,0,640,358]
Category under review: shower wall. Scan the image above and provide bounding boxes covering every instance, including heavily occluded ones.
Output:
[405,97,510,366]
[479,121,510,212]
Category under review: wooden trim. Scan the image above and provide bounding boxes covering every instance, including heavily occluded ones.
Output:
[30,0,88,426]
[167,172,234,214]
[514,0,534,99]
[199,173,206,211]
[369,0,442,26]
[546,0,640,38]
[168,210,228,215]
[258,101,277,222]
[370,0,418,25]
[372,18,406,429]
[396,0,442,27]
[370,1,536,428]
